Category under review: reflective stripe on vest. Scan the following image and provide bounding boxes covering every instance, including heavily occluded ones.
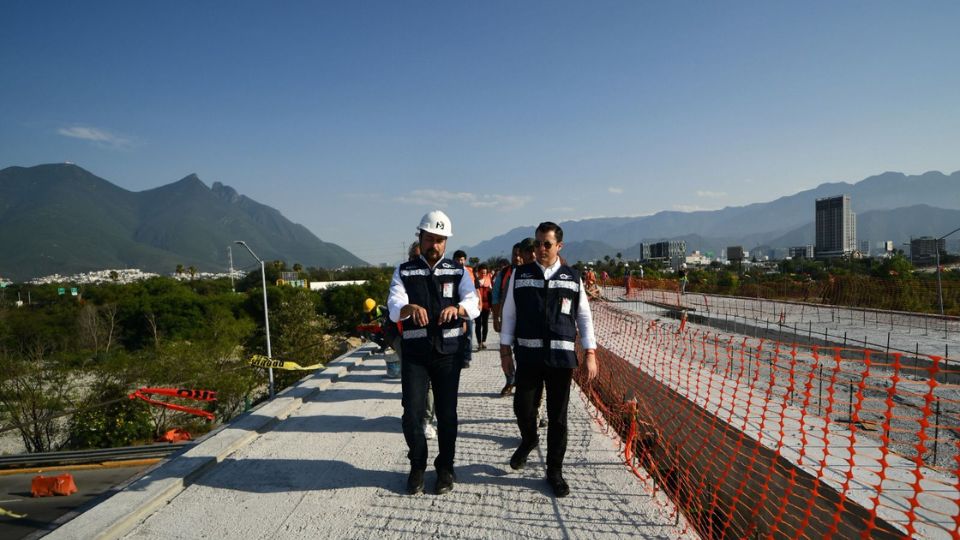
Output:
[442,327,463,338]
[434,268,463,277]
[400,268,430,277]
[516,338,575,350]
[548,280,580,292]
[403,328,428,339]
[515,278,545,289]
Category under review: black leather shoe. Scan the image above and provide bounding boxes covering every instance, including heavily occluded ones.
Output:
[435,469,455,494]
[547,471,570,497]
[407,469,425,495]
[499,384,514,397]
[510,439,538,470]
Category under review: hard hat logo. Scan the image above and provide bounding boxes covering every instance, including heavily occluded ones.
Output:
[418,210,453,237]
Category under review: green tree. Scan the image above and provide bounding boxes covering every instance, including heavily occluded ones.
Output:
[0,344,76,452]
[271,289,337,389]
[66,381,153,449]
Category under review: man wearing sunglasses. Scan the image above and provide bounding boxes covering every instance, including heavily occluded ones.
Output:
[388,210,480,496]
[498,221,598,497]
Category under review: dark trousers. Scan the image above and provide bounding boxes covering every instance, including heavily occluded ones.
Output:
[513,357,573,473]
[401,350,462,471]
[475,309,490,345]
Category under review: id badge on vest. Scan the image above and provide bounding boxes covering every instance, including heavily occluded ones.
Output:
[443,282,454,298]
[561,297,572,315]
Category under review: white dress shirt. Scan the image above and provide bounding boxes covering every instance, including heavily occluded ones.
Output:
[499,259,596,350]
[388,255,480,323]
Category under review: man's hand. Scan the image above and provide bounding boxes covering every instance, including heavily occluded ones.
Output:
[438,305,461,324]
[401,304,429,327]
[584,349,598,381]
[500,345,514,377]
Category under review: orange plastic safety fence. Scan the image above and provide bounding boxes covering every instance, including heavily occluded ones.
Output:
[574,300,960,539]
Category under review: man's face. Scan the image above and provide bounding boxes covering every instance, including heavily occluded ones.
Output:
[477,268,488,279]
[534,230,562,266]
[512,248,522,265]
[420,232,447,264]
[455,256,466,265]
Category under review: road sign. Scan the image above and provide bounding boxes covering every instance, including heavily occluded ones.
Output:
[70,288,78,296]
[58,288,65,295]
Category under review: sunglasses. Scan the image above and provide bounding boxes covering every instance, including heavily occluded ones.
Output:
[534,240,556,249]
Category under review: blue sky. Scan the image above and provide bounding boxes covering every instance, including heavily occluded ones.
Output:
[2,1,959,266]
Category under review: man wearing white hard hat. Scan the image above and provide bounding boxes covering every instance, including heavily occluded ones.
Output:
[387,210,480,495]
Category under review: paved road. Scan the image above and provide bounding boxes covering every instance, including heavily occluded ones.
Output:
[0,464,152,540]
[613,287,956,362]
[55,342,694,539]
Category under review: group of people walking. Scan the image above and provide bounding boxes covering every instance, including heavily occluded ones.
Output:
[386,210,597,498]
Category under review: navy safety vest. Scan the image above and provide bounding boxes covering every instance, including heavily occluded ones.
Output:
[398,257,466,356]
[512,262,582,368]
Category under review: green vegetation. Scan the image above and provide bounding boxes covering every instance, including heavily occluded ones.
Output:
[0,266,392,453]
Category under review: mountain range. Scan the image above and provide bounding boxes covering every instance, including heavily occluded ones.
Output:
[0,164,365,281]
[466,171,960,263]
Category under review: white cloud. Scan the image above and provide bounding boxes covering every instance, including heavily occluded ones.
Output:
[57,125,132,148]
[608,187,623,194]
[696,190,727,199]
[396,189,530,211]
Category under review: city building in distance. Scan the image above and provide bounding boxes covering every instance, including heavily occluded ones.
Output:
[909,236,946,266]
[815,195,857,259]
[789,245,815,260]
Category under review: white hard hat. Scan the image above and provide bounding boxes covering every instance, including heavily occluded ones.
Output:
[418,210,453,237]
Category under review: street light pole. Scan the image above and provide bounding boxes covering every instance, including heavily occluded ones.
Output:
[936,226,960,317]
[235,241,275,399]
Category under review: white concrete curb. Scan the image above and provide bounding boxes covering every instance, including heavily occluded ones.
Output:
[44,344,377,540]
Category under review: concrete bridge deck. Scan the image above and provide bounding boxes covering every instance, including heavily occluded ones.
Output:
[48,342,692,539]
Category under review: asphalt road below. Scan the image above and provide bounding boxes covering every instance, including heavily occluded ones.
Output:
[0,463,153,540]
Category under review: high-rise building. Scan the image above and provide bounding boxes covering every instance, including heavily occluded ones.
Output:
[909,236,945,265]
[635,243,652,261]
[815,195,856,259]
[789,245,815,259]
[859,240,871,256]
[649,240,686,268]
[727,246,745,262]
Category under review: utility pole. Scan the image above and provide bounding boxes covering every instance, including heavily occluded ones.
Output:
[235,241,274,399]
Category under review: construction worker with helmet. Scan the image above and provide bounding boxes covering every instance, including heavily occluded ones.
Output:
[387,209,479,496]
[361,297,398,365]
